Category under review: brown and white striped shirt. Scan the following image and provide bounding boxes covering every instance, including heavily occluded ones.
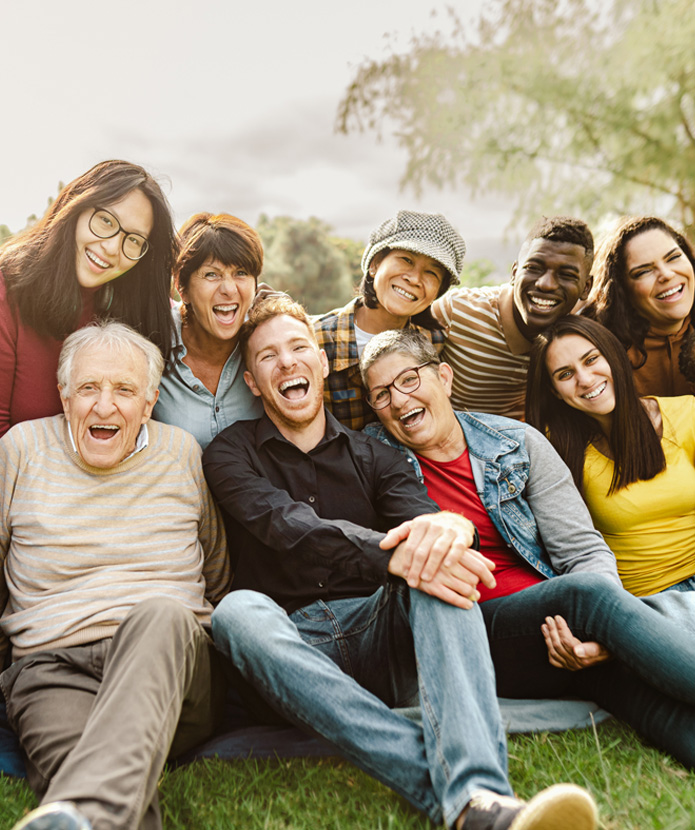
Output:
[433,284,532,420]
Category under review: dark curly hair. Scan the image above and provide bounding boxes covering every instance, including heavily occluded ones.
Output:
[586,216,695,368]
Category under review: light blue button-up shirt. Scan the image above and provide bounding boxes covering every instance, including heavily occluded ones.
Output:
[152,306,263,449]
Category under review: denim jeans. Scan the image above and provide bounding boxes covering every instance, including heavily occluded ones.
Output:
[482,572,695,768]
[212,583,512,826]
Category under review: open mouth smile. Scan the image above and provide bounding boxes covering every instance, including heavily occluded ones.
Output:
[392,285,418,302]
[279,377,309,400]
[213,303,239,323]
[581,381,606,401]
[528,295,560,310]
[656,285,684,301]
[88,424,120,440]
[86,249,110,270]
[399,407,425,429]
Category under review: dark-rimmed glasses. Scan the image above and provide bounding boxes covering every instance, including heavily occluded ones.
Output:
[365,361,436,409]
[89,208,150,261]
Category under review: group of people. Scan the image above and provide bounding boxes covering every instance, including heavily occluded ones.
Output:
[1,158,695,830]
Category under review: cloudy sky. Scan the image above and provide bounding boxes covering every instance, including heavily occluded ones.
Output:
[1,0,517,262]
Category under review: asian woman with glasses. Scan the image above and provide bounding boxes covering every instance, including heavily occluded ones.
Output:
[0,160,176,437]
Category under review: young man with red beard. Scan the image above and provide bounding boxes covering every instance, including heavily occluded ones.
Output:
[203,296,597,830]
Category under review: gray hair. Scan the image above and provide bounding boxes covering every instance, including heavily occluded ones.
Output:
[360,328,441,386]
[58,320,165,401]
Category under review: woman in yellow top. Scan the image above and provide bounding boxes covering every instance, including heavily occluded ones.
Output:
[526,315,695,596]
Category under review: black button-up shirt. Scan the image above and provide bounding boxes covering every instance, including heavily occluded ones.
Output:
[203,410,439,614]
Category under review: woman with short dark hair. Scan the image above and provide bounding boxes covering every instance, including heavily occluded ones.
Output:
[527,315,695,597]
[0,159,177,437]
[151,213,264,448]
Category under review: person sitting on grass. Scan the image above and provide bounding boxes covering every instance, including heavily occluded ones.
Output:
[2,321,230,830]
[203,296,598,830]
[361,327,695,772]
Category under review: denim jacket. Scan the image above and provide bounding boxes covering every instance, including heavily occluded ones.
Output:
[365,410,620,584]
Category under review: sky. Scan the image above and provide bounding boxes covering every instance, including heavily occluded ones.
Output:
[1,0,517,264]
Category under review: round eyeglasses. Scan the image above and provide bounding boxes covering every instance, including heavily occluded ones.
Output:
[88,208,150,261]
[365,361,436,409]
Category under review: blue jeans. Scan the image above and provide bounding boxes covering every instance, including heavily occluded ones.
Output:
[482,572,695,767]
[212,583,512,826]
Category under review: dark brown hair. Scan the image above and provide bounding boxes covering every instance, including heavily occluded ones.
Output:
[526,315,665,494]
[587,216,695,367]
[175,212,264,298]
[0,160,176,359]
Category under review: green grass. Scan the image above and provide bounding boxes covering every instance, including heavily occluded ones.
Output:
[2,720,694,829]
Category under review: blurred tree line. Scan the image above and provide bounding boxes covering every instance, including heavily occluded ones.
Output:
[337,0,695,237]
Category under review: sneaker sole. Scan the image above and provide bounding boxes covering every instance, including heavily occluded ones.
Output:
[509,784,597,830]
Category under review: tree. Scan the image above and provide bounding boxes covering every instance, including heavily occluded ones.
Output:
[0,225,12,245]
[257,215,359,314]
[337,0,695,235]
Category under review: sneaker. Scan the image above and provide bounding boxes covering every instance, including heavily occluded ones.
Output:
[12,802,92,830]
[460,783,597,830]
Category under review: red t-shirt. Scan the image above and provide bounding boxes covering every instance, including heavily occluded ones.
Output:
[417,449,543,602]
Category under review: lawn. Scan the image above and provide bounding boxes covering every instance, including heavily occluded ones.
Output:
[2,720,694,829]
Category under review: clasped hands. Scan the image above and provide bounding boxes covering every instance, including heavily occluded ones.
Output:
[382,511,495,609]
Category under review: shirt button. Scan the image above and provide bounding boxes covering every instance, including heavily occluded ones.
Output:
[192,385,200,391]
[308,496,315,503]
[318,582,324,588]
[215,406,220,412]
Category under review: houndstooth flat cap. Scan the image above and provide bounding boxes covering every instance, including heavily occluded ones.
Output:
[361,210,466,285]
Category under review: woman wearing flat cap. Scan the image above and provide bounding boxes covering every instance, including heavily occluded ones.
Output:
[314,210,465,430]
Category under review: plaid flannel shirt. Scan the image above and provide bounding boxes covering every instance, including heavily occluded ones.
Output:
[314,298,445,432]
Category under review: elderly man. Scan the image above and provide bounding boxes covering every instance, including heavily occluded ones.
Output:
[433,216,593,419]
[361,327,695,771]
[203,296,597,830]
[1,321,230,830]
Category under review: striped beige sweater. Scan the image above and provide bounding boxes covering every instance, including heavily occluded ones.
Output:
[0,416,231,660]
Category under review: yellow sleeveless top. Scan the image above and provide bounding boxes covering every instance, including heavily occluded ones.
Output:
[583,395,695,596]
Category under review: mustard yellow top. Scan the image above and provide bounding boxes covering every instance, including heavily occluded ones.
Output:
[583,395,695,596]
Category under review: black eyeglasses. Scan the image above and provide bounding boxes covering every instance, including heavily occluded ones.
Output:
[365,361,436,409]
[89,208,150,261]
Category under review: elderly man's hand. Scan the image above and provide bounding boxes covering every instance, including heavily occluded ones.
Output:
[542,615,613,671]
[382,511,495,588]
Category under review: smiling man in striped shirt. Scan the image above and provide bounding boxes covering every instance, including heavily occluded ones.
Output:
[433,217,594,419]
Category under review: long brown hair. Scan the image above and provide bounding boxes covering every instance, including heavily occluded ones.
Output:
[0,160,176,359]
[526,316,665,494]
[587,216,695,367]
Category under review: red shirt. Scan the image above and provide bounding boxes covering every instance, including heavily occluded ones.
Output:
[418,449,543,602]
[0,273,97,437]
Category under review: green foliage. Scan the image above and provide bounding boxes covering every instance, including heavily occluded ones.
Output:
[0,226,12,245]
[337,0,695,235]
[257,215,362,315]
[460,258,497,287]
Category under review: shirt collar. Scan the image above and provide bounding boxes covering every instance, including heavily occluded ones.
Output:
[67,422,149,461]
[256,408,350,450]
